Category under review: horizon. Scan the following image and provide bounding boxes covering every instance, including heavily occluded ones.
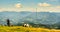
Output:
[0,11,60,13]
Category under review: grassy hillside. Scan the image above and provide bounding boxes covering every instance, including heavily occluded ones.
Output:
[0,26,60,32]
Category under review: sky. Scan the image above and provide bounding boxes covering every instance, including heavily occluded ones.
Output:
[0,0,60,12]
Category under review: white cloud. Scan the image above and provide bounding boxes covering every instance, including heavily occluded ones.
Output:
[37,6,60,12]
[0,8,5,12]
[37,3,60,12]
[25,7,35,12]
[0,6,60,12]
[56,6,60,8]
[0,8,22,12]
[50,6,60,12]
[15,3,22,8]
[38,3,51,7]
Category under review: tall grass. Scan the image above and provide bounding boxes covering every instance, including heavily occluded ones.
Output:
[0,26,60,32]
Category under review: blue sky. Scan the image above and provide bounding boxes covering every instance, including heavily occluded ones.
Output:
[0,0,60,12]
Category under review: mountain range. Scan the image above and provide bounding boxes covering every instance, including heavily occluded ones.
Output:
[0,11,60,27]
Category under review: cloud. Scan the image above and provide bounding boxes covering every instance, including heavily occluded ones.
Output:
[15,3,22,8]
[25,7,35,12]
[37,3,60,12]
[38,3,51,7]
[0,8,21,12]
[0,8,5,12]
[56,6,60,8]
[37,6,60,12]
[50,6,60,12]
[0,6,60,12]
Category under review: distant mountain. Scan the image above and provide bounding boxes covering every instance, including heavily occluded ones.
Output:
[0,11,60,27]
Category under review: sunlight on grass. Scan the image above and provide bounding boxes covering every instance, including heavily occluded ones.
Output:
[0,26,60,32]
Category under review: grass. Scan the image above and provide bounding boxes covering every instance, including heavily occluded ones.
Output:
[0,26,60,32]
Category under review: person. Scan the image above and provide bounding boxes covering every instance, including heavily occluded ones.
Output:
[7,19,10,26]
